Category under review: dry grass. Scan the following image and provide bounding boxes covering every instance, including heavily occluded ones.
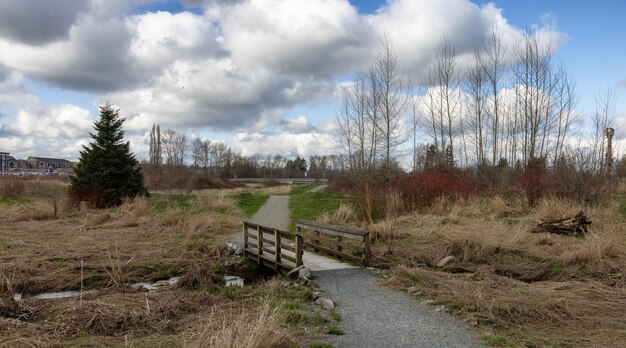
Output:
[194,192,240,214]
[385,266,626,347]
[1,200,56,222]
[318,204,357,225]
[371,194,626,346]
[256,185,292,195]
[0,181,323,346]
[185,300,295,348]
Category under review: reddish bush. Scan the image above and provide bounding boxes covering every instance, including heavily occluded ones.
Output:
[520,157,547,207]
[398,170,482,209]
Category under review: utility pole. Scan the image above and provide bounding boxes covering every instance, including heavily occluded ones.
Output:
[605,127,615,197]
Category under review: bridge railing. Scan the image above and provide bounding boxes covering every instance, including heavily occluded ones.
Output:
[295,220,370,266]
[243,221,303,270]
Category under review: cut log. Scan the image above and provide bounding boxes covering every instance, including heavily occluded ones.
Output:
[531,211,591,236]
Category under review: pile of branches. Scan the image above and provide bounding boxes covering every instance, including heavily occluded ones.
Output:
[531,211,592,237]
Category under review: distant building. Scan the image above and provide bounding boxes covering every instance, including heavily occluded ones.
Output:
[0,152,9,175]
[26,156,73,170]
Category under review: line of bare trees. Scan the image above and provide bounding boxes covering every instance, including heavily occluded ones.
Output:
[336,29,618,178]
[147,125,347,179]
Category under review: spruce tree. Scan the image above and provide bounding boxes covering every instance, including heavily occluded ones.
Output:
[70,104,148,208]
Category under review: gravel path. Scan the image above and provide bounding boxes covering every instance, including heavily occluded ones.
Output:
[248,195,290,230]
[315,268,485,348]
[307,184,328,193]
[236,195,484,347]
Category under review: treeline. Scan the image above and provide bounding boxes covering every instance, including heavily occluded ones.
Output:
[336,29,618,178]
[145,124,347,181]
[334,29,621,207]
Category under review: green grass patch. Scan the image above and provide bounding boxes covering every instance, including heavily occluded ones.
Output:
[482,333,514,347]
[327,324,344,335]
[283,302,303,310]
[0,197,30,205]
[149,193,197,212]
[52,259,69,268]
[309,343,333,348]
[184,242,215,253]
[284,310,327,326]
[234,192,270,218]
[330,311,342,321]
[290,183,319,195]
[288,188,345,232]
[548,262,565,274]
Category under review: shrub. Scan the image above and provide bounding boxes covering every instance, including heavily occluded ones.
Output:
[520,157,547,207]
[399,170,481,209]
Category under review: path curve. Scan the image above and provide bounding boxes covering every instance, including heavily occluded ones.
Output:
[315,268,484,348]
[237,195,485,347]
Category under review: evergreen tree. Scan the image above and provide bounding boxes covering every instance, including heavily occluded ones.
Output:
[70,104,148,208]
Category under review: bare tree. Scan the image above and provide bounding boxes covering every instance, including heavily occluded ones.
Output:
[431,38,461,166]
[552,66,578,165]
[352,72,379,172]
[335,88,355,170]
[484,28,506,164]
[191,137,204,167]
[513,32,557,165]
[409,90,422,172]
[161,129,187,166]
[373,35,408,181]
[466,47,488,166]
[149,124,161,166]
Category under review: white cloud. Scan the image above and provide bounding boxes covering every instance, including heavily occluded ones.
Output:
[0,0,572,159]
[233,130,335,157]
[220,0,373,77]
[281,116,316,134]
[0,107,94,161]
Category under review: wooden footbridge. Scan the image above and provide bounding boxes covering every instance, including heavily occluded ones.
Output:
[242,220,371,271]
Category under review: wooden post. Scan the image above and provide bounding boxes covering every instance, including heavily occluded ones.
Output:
[314,230,320,253]
[295,234,303,267]
[243,223,248,257]
[337,235,342,253]
[274,229,281,268]
[257,226,263,264]
[362,234,370,267]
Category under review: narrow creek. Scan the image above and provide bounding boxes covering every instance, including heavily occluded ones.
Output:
[12,273,251,302]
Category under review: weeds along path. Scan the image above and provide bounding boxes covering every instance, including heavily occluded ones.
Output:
[238,195,485,347]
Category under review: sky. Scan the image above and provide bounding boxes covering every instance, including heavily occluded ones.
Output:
[0,0,624,162]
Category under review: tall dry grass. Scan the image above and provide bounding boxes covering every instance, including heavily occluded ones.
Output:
[256,185,292,195]
[194,192,240,214]
[531,197,581,221]
[318,204,357,225]
[185,300,295,348]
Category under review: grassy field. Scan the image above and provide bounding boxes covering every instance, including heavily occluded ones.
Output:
[288,184,346,232]
[321,192,626,347]
[0,178,336,347]
[234,192,270,218]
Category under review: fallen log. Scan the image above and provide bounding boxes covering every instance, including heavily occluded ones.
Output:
[531,211,591,236]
